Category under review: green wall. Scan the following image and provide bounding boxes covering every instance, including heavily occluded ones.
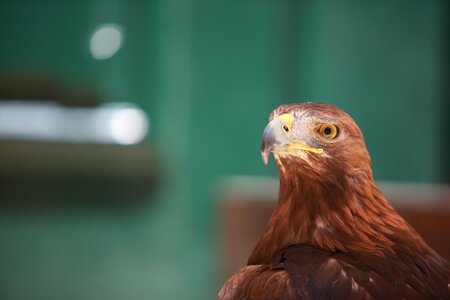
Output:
[295,0,448,182]
[0,0,448,299]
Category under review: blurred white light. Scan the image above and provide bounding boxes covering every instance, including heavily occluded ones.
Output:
[0,101,149,145]
[110,108,148,145]
[90,24,123,60]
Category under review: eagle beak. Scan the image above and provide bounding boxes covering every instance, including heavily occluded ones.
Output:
[261,115,323,165]
[261,117,289,165]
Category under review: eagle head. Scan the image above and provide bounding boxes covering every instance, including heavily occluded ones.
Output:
[261,102,373,187]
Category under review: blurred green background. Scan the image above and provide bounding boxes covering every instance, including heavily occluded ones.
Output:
[0,0,448,299]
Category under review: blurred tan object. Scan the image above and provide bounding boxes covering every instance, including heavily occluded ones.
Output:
[217,176,450,281]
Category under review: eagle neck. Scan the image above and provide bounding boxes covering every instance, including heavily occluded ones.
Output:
[248,156,426,265]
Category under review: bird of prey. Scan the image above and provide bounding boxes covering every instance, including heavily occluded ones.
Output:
[218,103,450,299]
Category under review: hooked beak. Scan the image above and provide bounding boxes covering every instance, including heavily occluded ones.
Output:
[261,115,323,165]
[261,117,289,165]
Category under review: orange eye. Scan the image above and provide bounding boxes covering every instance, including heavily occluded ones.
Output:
[318,123,338,139]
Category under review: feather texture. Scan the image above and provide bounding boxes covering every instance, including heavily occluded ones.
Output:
[218,265,295,300]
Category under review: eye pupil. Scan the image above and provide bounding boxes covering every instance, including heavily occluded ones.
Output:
[283,125,289,132]
[319,124,338,139]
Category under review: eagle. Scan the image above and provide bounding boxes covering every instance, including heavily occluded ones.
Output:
[218,103,450,299]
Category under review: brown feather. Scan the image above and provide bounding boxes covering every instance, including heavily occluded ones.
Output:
[218,265,295,300]
[218,103,450,299]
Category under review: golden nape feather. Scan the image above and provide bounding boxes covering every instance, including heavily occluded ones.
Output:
[218,103,450,300]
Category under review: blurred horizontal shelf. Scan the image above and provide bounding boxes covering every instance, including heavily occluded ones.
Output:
[0,140,158,207]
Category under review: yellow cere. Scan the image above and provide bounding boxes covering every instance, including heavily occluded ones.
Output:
[277,113,295,129]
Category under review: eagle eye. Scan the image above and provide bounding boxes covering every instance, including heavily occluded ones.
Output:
[318,123,338,139]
